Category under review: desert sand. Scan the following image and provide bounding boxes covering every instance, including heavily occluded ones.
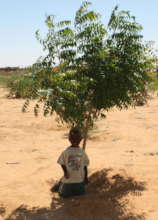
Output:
[0,87,158,220]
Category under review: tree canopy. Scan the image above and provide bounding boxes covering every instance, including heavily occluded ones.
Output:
[23,1,153,149]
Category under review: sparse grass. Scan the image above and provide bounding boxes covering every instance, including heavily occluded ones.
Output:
[149,79,158,91]
[0,75,10,87]
[7,74,38,98]
[0,70,37,98]
[0,71,24,88]
[148,73,158,91]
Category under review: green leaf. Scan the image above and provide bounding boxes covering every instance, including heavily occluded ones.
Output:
[34,104,40,117]
[22,99,30,112]
[45,15,54,28]
[57,20,71,27]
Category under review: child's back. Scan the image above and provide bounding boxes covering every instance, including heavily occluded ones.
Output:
[58,145,89,184]
[56,128,89,198]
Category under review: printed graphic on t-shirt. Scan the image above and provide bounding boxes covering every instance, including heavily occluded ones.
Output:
[68,154,81,170]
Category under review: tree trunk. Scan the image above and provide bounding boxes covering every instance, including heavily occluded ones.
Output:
[82,109,93,150]
[82,118,89,151]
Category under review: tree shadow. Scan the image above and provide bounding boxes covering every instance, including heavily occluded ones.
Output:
[5,169,146,220]
[0,205,5,219]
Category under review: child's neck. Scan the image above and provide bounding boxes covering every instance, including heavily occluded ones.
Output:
[71,144,79,148]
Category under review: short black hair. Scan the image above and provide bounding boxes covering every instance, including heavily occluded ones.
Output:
[69,127,82,143]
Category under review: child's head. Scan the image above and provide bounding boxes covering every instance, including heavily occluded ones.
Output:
[69,127,82,146]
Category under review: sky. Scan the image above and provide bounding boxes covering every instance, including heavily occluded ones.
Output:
[0,0,158,67]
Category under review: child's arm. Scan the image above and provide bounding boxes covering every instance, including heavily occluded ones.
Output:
[57,151,69,178]
[61,165,69,179]
[83,151,89,184]
[84,166,88,184]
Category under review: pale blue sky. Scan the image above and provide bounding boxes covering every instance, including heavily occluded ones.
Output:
[0,0,158,67]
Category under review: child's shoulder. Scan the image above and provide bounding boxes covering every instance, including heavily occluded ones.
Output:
[61,146,72,153]
[64,146,83,153]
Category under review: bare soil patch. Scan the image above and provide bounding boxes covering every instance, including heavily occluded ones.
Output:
[0,88,158,219]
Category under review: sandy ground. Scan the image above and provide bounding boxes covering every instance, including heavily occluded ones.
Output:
[0,87,158,220]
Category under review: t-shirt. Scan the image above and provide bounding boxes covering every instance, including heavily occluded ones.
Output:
[57,146,90,183]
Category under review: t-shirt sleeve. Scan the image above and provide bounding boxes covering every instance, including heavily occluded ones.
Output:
[83,151,90,166]
[57,151,66,166]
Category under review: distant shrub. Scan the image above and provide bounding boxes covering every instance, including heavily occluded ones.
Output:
[134,90,148,106]
[7,73,38,98]
[0,75,10,87]
[0,71,23,88]
[149,75,158,91]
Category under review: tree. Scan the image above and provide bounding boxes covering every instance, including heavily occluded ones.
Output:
[23,1,152,150]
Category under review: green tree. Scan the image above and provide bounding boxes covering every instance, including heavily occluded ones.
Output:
[24,1,152,149]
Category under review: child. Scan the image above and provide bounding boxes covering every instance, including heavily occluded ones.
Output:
[56,127,89,198]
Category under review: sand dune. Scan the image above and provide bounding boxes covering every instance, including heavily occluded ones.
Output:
[0,88,158,219]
